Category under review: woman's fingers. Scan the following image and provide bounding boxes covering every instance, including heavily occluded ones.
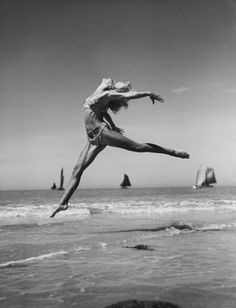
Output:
[150,93,164,104]
[157,95,164,103]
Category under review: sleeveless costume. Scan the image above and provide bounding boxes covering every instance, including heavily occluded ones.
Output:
[83,98,109,146]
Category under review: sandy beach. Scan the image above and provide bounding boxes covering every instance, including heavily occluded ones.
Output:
[0,187,236,308]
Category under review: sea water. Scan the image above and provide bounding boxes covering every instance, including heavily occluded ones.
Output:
[0,187,236,308]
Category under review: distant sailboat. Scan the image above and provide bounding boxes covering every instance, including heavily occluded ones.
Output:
[120,174,131,189]
[57,168,65,191]
[193,165,217,189]
[51,182,57,190]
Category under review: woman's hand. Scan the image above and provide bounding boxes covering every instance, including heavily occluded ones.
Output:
[113,126,124,134]
[149,93,164,104]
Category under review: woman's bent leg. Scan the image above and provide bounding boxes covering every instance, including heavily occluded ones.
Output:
[101,128,189,158]
[50,142,105,217]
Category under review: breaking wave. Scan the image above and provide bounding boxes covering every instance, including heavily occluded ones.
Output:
[0,250,67,268]
[1,198,236,226]
[104,221,236,234]
[87,199,236,215]
[0,246,90,268]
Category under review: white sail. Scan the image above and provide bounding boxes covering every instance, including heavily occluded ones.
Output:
[57,168,65,190]
[196,165,206,187]
[194,165,217,189]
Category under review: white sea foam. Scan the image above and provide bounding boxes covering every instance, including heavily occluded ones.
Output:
[0,250,67,268]
[85,199,236,215]
[1,197,236,226]
[0,203,91,226]
[0,204,90,217]
[72,246,91,252]
[199,221,236,231]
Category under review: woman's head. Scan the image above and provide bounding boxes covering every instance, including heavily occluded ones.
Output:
[96,78,132,93]
[95,78,114,92]
[113,80,132,92]
[108,79,131,113]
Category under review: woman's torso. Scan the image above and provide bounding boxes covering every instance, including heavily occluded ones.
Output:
[83,92,108,132]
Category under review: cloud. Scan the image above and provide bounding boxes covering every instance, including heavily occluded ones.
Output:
[224,88,236,93]
[171,86,191,94]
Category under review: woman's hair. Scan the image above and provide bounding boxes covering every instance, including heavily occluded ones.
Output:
[108,99,129,114]
[113,80,132,92]
[108,79,131,113]
[94,78,131,112]
[95,77,132,92]
[95,78,114,93]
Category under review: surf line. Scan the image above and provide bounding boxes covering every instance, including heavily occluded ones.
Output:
[101,222,224,234]
[0,250,67,268]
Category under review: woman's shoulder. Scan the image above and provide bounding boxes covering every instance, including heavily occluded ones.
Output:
[84,92,110,112]
[86,92,109,104]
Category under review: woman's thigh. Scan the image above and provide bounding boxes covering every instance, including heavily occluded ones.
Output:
[101,127,144,151]
[78,142,106,168]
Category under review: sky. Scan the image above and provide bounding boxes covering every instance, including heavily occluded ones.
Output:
[1,0,236,190]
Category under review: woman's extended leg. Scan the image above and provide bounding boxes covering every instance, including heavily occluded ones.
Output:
[50,142,106,217]
[101,127,189,158]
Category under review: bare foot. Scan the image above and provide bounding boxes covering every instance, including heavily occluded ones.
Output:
[50,204,68,218]
[172,149,190,159]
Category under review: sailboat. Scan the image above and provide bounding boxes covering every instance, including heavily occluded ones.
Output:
[120,174,131,189]
[57,168,65,191]
[51,182,57,190]
[193,165,217,189]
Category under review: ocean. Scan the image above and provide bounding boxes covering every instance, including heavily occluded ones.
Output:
[0,187,236,308]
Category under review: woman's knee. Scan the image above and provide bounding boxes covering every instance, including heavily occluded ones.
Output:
[72,163,84,178]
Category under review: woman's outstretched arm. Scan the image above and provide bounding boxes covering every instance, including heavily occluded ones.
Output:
[107,90,164,104]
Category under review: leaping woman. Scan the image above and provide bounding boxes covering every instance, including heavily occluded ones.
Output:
[50,78,189,218]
